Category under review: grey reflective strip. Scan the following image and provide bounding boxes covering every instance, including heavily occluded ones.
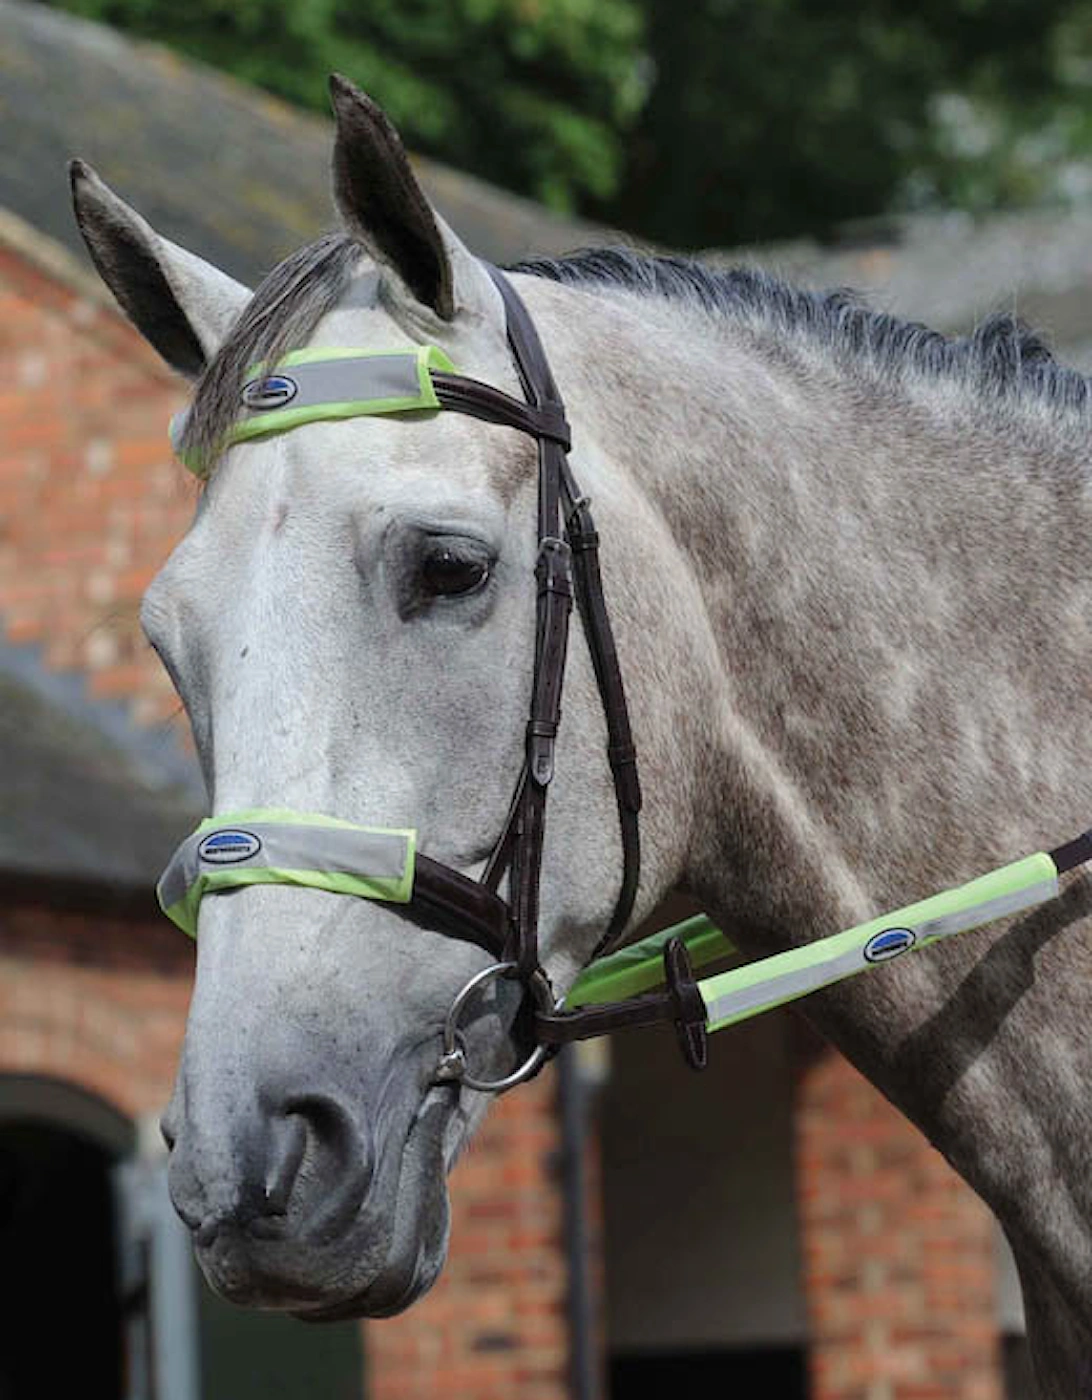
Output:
[239,355,423,424]
[159,823,411,911]
[702,876,1059,1030]
[914,877,1057,939]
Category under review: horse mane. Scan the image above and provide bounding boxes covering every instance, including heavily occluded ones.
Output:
[513,247,1092,418]
[183,233,1092,467]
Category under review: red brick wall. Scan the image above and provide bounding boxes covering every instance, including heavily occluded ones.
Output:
[0,242,193,725]
[0,901,193,1120]
[795,1046,1004,1400]
[0,235,575,1400]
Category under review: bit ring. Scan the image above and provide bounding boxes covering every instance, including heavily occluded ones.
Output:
[436,961,556,1093]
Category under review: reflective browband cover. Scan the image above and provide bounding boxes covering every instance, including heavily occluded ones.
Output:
[169,346,456,476]
[158,810,416,938]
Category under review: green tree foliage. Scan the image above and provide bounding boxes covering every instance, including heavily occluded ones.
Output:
[44,0,646,211]
[606,0,1092,247]
[42,0,1092,246]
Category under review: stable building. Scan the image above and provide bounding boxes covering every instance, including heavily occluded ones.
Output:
[6,1,1083,1395]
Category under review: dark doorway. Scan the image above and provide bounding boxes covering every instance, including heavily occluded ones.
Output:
[0,1118,124,1398]
[611,1346,807,1396]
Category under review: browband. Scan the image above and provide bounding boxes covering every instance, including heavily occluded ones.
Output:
[170,345,570,477]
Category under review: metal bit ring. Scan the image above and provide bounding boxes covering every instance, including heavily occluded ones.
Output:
[435,961,556,1093]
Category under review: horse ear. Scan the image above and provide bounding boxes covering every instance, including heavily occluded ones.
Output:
[69,160,251,379]
[329,75,498,325]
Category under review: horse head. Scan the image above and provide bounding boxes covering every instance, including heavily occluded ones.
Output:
[70,78,700,1317]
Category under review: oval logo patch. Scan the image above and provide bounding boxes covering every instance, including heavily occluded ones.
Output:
[242,374,298,412]
[864,927,916,964]
[198,829,262,864]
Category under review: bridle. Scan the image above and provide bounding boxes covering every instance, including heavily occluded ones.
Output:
[160,264,709,1091]
[410,263,654,1090]
[159,260,1092,1091]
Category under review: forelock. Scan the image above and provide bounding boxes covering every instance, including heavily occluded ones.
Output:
[181,233,362,470]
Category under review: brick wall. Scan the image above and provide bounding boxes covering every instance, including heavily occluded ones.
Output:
[0,240,193,726]
[795,1045,1004,1400]
[0,231,575,1400]
[0,901,193,1119]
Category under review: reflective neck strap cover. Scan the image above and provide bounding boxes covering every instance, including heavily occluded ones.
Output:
[170,346,456,477]
[158,810,416,938]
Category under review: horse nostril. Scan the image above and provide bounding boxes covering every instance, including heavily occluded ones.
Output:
[261,1113,307,1217]
[278,1094,373,1243]
[170,1091,373,1246]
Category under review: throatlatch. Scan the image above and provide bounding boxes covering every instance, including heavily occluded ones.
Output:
[159,264,1092,1091]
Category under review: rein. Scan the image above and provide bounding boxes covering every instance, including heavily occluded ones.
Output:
[159,265,1092,1091]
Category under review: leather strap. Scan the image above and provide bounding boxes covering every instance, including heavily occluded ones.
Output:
[403,265,654,1065]
[407,855,510,960]
[431,267,643,982]
[534,936,707,1070]
[1050,829,1092,874]
[432,374,571,450]
[559,465,642,957]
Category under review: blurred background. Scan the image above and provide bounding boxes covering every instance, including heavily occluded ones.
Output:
[0,0,1085,1395]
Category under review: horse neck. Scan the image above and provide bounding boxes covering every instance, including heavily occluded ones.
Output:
[536,279,1092,948]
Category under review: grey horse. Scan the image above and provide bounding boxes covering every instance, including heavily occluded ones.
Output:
[72,76,1092,1391]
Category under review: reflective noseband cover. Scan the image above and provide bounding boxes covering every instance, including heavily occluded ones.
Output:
[158,809,416,938]
[169,345,456,477]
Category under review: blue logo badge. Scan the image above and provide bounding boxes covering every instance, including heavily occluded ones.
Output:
[198,829,262,864]
[242,374,298,411]
[864,927,916,964]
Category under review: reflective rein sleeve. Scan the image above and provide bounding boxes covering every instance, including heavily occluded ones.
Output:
[700,851,1057,1032]
[555,849,1064,1048]
[158,810,416,938]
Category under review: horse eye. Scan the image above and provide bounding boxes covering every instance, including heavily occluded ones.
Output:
[419,544,491,597]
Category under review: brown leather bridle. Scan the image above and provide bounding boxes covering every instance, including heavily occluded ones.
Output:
[388,266,707,1091]
[164,260,708,1091]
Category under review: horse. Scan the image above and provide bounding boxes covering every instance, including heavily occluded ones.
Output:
[71,75,1092,1391]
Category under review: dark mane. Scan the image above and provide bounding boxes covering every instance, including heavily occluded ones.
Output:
[512,247,1092,416]
[184,237,1092,467]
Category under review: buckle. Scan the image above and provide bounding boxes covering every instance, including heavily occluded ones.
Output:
[663,936,708,1070]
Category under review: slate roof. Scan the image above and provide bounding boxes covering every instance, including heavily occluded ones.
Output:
[0,650,200,894]
[0,0,611,289]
